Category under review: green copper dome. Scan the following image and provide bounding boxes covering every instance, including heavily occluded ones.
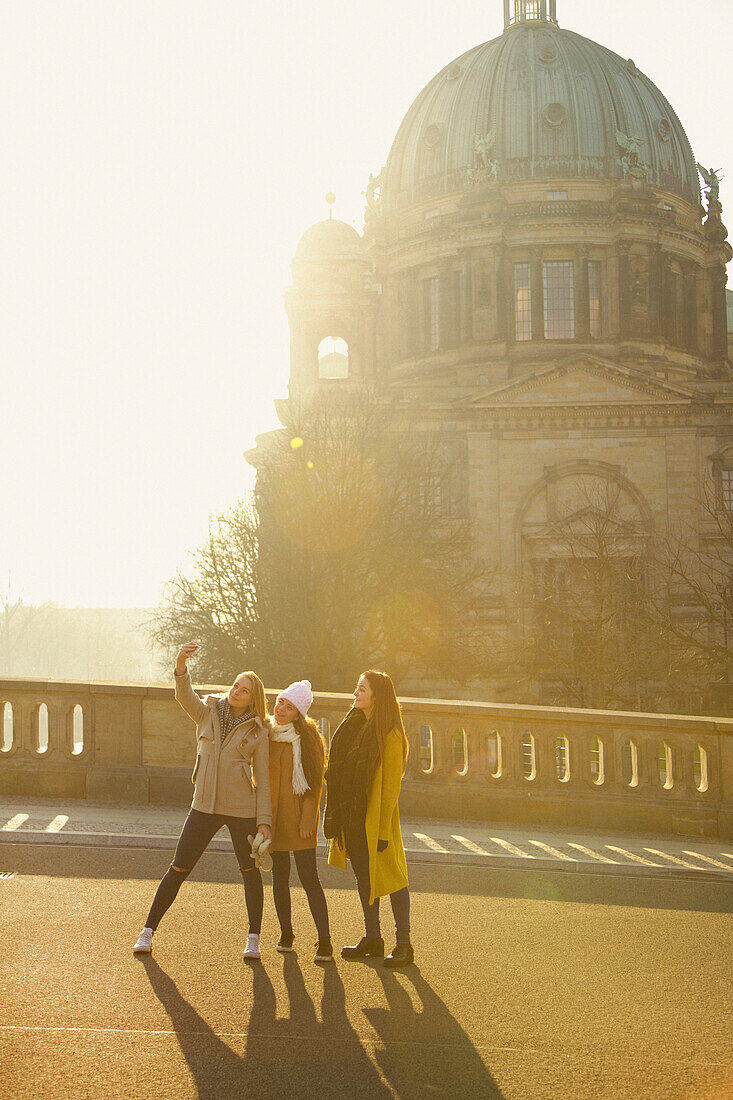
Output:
[381,19,700,212]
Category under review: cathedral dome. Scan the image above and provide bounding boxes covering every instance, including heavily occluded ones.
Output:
[295,218,367,262]
[381,12,700,212]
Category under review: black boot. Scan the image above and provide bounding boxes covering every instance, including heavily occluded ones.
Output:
[340,936,385,959]
[384,943,414,968]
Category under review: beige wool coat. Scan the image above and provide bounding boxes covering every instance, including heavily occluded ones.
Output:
[269,738,323,852]
[174,670,272,824]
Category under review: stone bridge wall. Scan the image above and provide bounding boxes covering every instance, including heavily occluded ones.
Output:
[1,676,732,838]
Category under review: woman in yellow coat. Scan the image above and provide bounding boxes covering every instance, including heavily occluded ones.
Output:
[325,669,413,968]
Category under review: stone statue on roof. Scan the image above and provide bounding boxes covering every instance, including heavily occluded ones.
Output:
[697,164,723,205]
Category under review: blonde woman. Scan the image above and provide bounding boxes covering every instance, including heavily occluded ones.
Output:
[133,643,272,960]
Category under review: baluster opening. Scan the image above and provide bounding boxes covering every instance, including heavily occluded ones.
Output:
[693,744,709,794]
[521,731,536,781]
[590,735,604,786]
[35,703,49,755]
[486,730,502,779]
[658,741,674,790]
[1,702,13,753]
[555,735,570,783]
[622,738,639,788]
[419,724,434,775]
[71,705,84,756]
[452,727,468,777]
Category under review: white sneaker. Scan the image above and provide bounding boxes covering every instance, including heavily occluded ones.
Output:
[133,927,153,954]
[243,933,261,960]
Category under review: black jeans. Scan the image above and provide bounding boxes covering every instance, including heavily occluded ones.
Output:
[271,848,330,940]
[145,808,263,934]
[346,824,411,945]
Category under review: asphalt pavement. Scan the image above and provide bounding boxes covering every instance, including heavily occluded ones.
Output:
[1,836,731,1099]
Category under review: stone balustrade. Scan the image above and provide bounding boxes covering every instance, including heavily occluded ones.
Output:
[1,676,731,838]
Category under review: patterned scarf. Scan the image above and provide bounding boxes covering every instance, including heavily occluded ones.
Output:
[217,698,255,744]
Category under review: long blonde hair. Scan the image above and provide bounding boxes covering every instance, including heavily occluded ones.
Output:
[237,671,269,723]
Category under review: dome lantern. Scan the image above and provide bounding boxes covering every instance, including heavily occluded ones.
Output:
[504,0,558,28]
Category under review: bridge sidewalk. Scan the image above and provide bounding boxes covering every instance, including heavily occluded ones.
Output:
[2,793,733,883]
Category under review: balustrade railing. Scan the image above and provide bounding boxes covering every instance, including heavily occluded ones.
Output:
[1,677,731,837]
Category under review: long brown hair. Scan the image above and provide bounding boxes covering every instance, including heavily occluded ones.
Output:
[293,714,326,792]
[237,671,269,723]
[362,669,409,775]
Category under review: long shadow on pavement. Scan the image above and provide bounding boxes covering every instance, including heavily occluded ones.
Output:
[362,960,506,1099]
[141,954,392,1099]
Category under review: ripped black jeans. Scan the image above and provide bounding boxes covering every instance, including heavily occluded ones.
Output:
[145,808,263,933]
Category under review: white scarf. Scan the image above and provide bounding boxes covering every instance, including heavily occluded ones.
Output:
[270,723,310,796]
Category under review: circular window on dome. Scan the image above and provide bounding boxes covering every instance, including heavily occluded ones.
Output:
[542,102,567,129]
[539,43,558,63]
[445,63,463,82]
[424,124,442,148]
[657,118,671,142]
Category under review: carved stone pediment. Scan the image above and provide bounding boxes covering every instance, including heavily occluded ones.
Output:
[462,356,699,408]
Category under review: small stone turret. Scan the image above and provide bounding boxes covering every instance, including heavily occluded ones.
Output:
[285,212,377,394]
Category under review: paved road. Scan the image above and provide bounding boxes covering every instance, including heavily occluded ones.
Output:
[3,795,733,882]
[1,840,731,1099]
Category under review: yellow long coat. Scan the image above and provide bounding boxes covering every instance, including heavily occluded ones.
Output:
[328,728,409,904]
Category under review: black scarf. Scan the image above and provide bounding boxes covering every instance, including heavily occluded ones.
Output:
[323,707,380,846]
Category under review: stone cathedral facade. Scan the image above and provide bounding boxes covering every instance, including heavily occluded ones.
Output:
[250,0,733,707]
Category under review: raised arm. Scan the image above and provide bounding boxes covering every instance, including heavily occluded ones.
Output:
[173,642,207,724]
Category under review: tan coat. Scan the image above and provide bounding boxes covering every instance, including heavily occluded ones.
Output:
[269,738,322,851]
[174,670,272,824]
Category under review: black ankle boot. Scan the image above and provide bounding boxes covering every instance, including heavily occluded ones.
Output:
[384,943,414,968]
[340,936,385,959]
[277,930,295,953]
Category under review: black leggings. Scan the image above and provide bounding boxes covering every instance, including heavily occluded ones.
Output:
[346,825,411,945]
[271,848,330,941]
[145,808,263,934]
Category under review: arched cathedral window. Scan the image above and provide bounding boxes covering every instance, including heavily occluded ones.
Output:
[543,261,575,339]
[318,337,349,379]
[514,263,532,341]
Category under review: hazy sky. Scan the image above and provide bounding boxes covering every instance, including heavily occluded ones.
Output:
[2,0,731,608]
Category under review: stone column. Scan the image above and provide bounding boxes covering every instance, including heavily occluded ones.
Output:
[498,247,511,342]
[461,251,473,343]
[617,241,631,337]
[711,264,729,363]
[683,263,698,352]
[575,247,591,341]
[648,245,662,339]
[531,249,544,341]
[440,259,455,348]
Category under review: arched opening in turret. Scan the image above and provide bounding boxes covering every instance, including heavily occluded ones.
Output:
[317,337,350,379]
[505,0,557,26]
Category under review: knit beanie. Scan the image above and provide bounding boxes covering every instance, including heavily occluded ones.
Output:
[275,680,314,717]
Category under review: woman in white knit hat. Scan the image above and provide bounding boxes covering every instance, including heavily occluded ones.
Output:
[268,679,332,962]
